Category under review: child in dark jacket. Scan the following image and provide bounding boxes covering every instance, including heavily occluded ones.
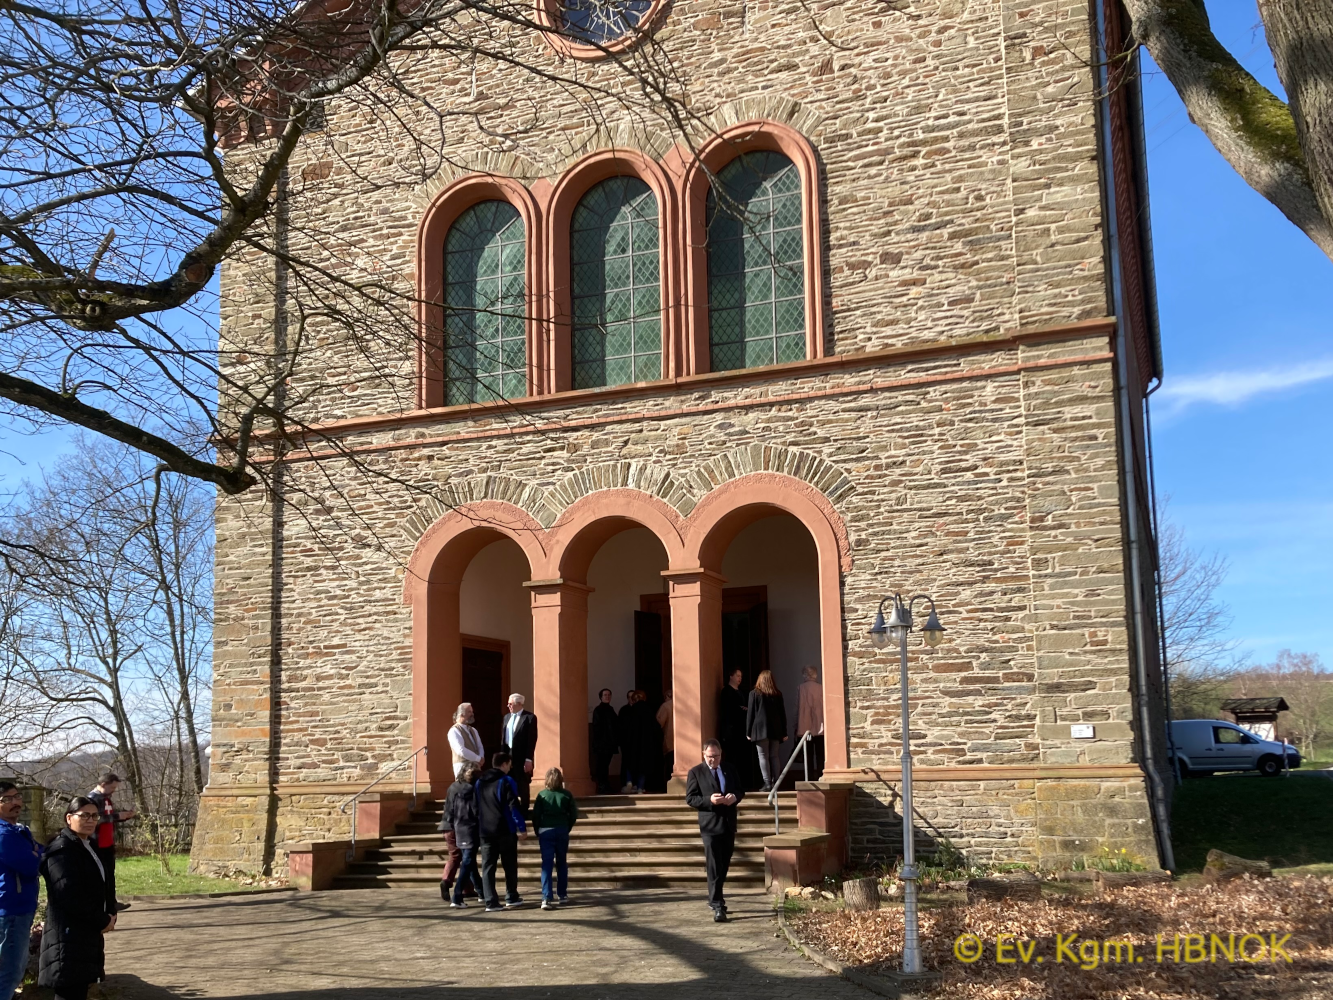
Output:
[531,768,579,909]
[475,752,527,910]
[441,763,482,908]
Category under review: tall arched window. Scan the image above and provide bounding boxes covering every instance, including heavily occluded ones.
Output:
[444,200,527,404]
[706,151,805,371]
[570,176,661,389]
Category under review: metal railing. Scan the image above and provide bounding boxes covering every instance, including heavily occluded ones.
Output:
[339,745,428,855]
[767,730,814,834]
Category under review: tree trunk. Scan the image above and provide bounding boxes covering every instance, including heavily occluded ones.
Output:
[1203,849,1273,883]
[1259,1,1333,246]
[966,871,1042,902]
[1094,869,1173,891]
[842,876,881,912]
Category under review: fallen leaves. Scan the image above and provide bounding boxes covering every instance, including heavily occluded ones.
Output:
[788,875,1333,999]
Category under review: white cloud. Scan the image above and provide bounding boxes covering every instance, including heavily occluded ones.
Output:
[1155,357,1333,414]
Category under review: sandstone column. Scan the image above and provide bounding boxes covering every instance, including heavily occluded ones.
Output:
[525,579,595,796]
[413,580,463,798]
[663,568,725,788]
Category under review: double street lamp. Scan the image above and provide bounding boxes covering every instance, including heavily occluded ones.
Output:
[869,593,945,977]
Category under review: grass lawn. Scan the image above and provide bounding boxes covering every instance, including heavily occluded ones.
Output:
[115,854,280,896]
[37,854,280,901]
[1171,774,1333,872]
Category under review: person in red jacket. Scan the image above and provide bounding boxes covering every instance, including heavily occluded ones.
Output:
[86,774,135,914]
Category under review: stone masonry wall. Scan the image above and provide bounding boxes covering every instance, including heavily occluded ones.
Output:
[217,0,1109,425]
[849,776,1159,869]
[195,329,1161,873]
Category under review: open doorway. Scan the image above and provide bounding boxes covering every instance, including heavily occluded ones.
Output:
[461,636,510,760]
[637,587,770,696]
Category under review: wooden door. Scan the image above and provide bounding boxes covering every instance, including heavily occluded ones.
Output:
[460,636,510,762]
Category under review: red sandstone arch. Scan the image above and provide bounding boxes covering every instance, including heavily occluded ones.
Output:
[417,174,546,405]
[546,488,688,580]
[402,502,549,793]
[669,121,827,374]
[529,490,687,795]
[401,475,852,794]
[543,149,683,390]
[678,473,850,773]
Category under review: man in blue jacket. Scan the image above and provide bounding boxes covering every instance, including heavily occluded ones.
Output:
[0,781,42,1000]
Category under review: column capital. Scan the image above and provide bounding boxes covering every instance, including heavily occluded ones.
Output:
[660,567,727,588]
[522,578,595,594]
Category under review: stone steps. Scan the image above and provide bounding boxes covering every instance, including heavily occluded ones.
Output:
[332,792,792,891]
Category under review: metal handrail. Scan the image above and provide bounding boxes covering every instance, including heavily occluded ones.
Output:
[767,730,814,834]
[339,745,428,855]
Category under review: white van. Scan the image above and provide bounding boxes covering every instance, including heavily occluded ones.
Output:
[1169,719,1302,777]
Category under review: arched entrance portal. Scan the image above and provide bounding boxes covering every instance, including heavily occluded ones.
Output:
[404,475,849,799]
[403,503,546,796]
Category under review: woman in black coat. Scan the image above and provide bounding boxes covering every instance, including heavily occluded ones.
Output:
[39,797,114,1000]
[746,670,789,792]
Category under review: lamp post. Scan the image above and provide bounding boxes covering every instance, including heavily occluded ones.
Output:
[869,593,945,976]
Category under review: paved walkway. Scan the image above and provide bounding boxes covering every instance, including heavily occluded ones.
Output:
[102,888,870,1000]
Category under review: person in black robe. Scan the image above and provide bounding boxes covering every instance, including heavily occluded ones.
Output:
[629,691,661,793]
[591,688,619,794]
[718,668,756,788]
[617,690,639,792]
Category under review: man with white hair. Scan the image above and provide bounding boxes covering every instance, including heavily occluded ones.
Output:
[500,693,538,813]
[448,703,485,778]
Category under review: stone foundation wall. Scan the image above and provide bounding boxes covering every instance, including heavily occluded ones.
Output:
[191,788,385,876]
[849,774,1159,870]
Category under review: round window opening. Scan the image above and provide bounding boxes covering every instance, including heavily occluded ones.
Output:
[559,0,654,47]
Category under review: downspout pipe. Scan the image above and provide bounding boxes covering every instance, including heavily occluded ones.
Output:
[1093,0,1176,873]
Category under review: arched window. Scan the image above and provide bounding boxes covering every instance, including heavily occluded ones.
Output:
[570,176,661,389]
[443,200,527,404]
[706,151,805,371]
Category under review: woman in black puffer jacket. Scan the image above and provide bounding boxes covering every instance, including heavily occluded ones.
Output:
[39,797,115,1000]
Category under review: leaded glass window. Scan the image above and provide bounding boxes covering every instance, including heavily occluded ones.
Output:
[443,201,527,405]
[706,151,805,372]
[570,176,662,389]
[561,0,653,44]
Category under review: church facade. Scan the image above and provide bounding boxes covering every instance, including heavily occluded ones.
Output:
[192,0,1172,875]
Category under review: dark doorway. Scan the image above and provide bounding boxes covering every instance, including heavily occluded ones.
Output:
[461,636,510,760]
[637,586,769,693]
[720,587,769,693]
[633,610,664,706]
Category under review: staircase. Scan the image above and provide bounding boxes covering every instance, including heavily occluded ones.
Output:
[332,792,796,890]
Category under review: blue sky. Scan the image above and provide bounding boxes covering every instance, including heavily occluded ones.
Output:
[2,3,1328,669]
[1141,4,1333,668]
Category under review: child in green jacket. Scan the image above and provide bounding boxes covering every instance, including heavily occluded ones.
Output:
[531,769,579,909]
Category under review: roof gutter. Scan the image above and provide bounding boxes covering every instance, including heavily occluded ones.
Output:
[1093,0,1176,873]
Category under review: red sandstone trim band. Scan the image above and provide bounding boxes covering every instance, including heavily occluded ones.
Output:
[289,315,1115,442]
[825,763,1149,782]
[200,762,1147,797]
[282,348,1116,463]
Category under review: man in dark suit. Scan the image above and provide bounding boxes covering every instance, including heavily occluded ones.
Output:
[685,739,745,921]
[500,693,538,813]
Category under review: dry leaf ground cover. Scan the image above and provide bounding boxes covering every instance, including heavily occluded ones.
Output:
[788,876,1333,999]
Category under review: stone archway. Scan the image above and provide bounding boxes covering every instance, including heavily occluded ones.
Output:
[681,473,851,775]
[401,472,852,796]
[402,501,548,795]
